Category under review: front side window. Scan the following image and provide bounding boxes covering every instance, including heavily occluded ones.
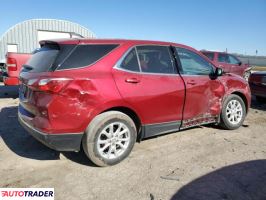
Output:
[136,45,176,74]
[228,55,240,65]
[176,47,214,75]
[218,53,229,63]
[119,48,140,72]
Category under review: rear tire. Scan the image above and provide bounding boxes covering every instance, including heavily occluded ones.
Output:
[219,94,246,130]
[82,111,137,167]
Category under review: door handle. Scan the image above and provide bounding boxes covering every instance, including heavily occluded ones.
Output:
[187,80,196,85]
[125,78,140,84]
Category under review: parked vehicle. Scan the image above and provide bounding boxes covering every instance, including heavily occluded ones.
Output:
[249,71,266,103]
[0,62,7,82]
[19,39,251,166]
[4,52,31,85]
[201,50,251,80]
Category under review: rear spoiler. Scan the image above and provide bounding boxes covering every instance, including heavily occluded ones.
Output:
[39,38,80,46]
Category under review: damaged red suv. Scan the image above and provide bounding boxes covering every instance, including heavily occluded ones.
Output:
[19,39,251,166]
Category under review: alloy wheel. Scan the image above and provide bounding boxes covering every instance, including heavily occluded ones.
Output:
[97,122,130,159]
[225,99,243,125]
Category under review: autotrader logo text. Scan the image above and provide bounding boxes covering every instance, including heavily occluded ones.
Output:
[0,188,54,200]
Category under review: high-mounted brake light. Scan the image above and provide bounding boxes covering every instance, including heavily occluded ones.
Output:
[28,78,72,93]
[6,57,17,71]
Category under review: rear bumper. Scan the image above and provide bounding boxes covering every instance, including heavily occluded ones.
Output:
[18,113,83,151]
[4,76,19,85]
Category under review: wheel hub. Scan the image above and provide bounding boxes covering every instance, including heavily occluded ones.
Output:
[225,99,243,125]
[97,122,130,159]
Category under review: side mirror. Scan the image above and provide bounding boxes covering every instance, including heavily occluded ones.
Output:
[238,61,242,66]
[215,67,223,76]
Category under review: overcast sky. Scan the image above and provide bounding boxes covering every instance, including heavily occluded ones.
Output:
[0,0,265,55]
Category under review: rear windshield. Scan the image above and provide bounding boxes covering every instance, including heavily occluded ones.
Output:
[202,52,215,61]
[25,43,60,72]
[25,43,118,72]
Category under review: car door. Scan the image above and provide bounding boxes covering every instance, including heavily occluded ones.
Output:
[227,54,243,76]
[113,45,185,137]
[175,47,225,129]
[217,53,232,73]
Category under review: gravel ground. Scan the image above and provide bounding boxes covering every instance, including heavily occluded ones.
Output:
[0,84,266,200]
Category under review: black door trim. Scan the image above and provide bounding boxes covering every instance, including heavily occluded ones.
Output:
[142,120,181,139]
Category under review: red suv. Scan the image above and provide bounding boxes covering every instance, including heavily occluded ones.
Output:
[19,39,251,166]
[201,50,251,80]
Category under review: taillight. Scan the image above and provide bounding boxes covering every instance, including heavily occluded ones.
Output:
[28,78,72,93]
[6,57,17,71]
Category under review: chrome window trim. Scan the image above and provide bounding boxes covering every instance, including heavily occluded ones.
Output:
[114,44,178,76]
[114,66,182,76]
[135,46,142,72]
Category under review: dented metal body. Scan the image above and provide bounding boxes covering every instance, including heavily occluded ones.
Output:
[18,39,251,151]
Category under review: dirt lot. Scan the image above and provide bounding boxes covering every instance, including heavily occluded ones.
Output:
[0,84,266,200]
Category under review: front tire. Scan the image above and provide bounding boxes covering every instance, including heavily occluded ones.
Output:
[82,111,137,167]
[219,94,246,130]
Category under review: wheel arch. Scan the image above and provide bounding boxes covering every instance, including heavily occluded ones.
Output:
[231,91,249,113]
[100,106,142,137]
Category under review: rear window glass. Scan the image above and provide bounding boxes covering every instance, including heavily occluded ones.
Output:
[57,44,118,70]
[120,48,140,72]
[25,43,60,72]
[25,44,118,72]
[202,52,215,61]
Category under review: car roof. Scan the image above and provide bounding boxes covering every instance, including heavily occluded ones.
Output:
[39,38,197,52]
[201,50,227,54]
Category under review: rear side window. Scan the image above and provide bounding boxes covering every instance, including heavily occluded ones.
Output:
[57,44,118,70]
[25,43,60,72]
[120,48,140,72]
[202,52,214,61]
[136,45,176,74]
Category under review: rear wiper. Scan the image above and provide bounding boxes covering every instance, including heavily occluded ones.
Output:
[22,64,33,70]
